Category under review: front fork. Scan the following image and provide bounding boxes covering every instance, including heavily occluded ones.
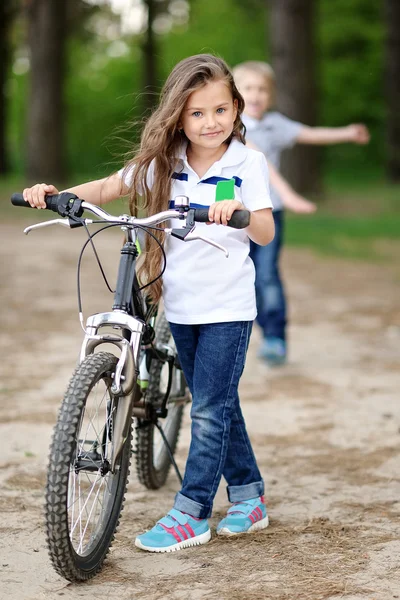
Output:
[80,311,145,472]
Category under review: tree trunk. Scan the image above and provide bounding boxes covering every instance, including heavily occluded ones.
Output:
[384,0,400,181]
[268,0,321,194]
[142,0,158,112]
[26,0,67,181]
[0,0,17,175]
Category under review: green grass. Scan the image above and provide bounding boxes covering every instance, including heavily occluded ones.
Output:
[286,212,399,261]
[285,175,400,262]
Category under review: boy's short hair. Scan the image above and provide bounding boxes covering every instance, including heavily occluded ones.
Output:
[232,61,276,105]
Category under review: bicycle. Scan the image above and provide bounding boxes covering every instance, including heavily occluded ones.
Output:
[11,191,250,581]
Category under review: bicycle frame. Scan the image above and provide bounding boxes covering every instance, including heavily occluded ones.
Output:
[79,227,147,471]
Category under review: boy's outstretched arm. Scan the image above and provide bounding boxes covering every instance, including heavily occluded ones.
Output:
[267,160,316,214]
[246,140,316,214]
[296,124,370,145]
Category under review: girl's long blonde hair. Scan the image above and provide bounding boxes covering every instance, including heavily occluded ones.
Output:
[124,54,245,303]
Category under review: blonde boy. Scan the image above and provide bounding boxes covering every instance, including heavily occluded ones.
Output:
[233,61,369,365]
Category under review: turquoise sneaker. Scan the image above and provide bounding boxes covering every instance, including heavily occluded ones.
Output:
[135,508,211,552]
[216,496,269,536]
[258,337,286,366]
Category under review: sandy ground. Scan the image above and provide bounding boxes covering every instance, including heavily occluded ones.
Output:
[0,217,399,600]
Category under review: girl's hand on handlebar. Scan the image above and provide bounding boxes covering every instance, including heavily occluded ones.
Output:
[208,200,245,226]
[23,183,59,209]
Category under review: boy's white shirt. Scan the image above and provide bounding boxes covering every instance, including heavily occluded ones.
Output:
[243,112,303,211]
[119,138,272,325]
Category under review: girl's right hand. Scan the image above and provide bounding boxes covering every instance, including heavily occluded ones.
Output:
[23,183,59,209]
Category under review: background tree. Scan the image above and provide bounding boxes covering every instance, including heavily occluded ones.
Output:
[0,0,19,175]
[142,0,158,112]
[268,0,320,194]
[26,0,67,181]
[384,0,400,181]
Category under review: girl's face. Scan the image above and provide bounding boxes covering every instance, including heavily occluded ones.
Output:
[180,80,237,151]
[236,71,271,120]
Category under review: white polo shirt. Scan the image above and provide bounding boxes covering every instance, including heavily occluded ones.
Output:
[121,138,272,325]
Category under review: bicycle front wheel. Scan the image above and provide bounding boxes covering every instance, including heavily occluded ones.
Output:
[45,351,132,582]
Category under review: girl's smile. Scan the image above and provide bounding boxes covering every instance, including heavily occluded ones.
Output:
[201,131,223,137]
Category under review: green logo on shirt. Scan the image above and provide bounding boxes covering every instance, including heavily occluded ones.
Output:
[215,179,235,202]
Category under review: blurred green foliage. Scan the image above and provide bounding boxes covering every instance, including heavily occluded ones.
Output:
[318,0,385,172]
[3,0,392,184]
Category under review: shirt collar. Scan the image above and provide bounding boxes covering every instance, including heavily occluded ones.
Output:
[177,137,247,175]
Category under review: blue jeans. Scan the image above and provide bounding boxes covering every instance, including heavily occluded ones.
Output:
[250,210,286,342]
[168,321,264,519]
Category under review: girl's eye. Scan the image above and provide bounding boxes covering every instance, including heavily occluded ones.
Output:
[216,108,225,114]
[192,111,202,117]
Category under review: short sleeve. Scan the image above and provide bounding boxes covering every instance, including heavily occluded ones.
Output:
[270,112,303,149]
[240,151,273,212]
[118,161,155,193]
[118,165,133,188]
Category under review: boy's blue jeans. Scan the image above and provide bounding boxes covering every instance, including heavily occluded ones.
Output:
[168,321,264,519]
[250,209,286,342]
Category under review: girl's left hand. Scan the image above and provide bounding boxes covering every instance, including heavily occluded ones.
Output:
[208,200,244,226]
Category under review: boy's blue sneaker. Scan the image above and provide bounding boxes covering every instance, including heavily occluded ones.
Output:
[135,508,211,553]
[258,337,287,366]
[216,496,269,536]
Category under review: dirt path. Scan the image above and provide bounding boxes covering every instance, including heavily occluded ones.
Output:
[0,218,399,600]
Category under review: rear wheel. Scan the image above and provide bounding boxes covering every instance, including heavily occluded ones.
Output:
[45,352,132,581]
[135,313,189,489]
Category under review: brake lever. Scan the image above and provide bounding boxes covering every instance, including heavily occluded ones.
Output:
[23,217,91,235]
[24,218,72,235]
[165,228,229,257]
[184,231,229,257]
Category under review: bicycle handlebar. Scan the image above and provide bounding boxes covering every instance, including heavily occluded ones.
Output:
[11,192,60,211]
[11,192,251,230]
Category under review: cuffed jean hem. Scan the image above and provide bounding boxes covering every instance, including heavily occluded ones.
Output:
[174,491,212,519]
[227,480,265,503]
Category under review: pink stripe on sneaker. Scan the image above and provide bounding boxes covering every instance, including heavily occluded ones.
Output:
[159,524,182,543]
[250,508,261,522]
[177,525,188,540]
[255,507,263,520]
[184,523,195,538]
[248,513,256,524]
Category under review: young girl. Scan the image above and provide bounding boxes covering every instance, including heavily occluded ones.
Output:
[23,54,275,553]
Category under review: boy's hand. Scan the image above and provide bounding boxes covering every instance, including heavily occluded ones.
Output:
[347,124,370,145]
[23,183,59,209]
[283,192,317,214]
[208,200,245,226]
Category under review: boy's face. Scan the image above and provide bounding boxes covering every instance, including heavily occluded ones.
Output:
[236,71,271,120]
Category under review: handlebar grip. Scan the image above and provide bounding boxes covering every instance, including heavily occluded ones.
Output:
[11,193,61,213]
[11,193,32,207]
[11,192,83,218]
[194,207,250,229]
